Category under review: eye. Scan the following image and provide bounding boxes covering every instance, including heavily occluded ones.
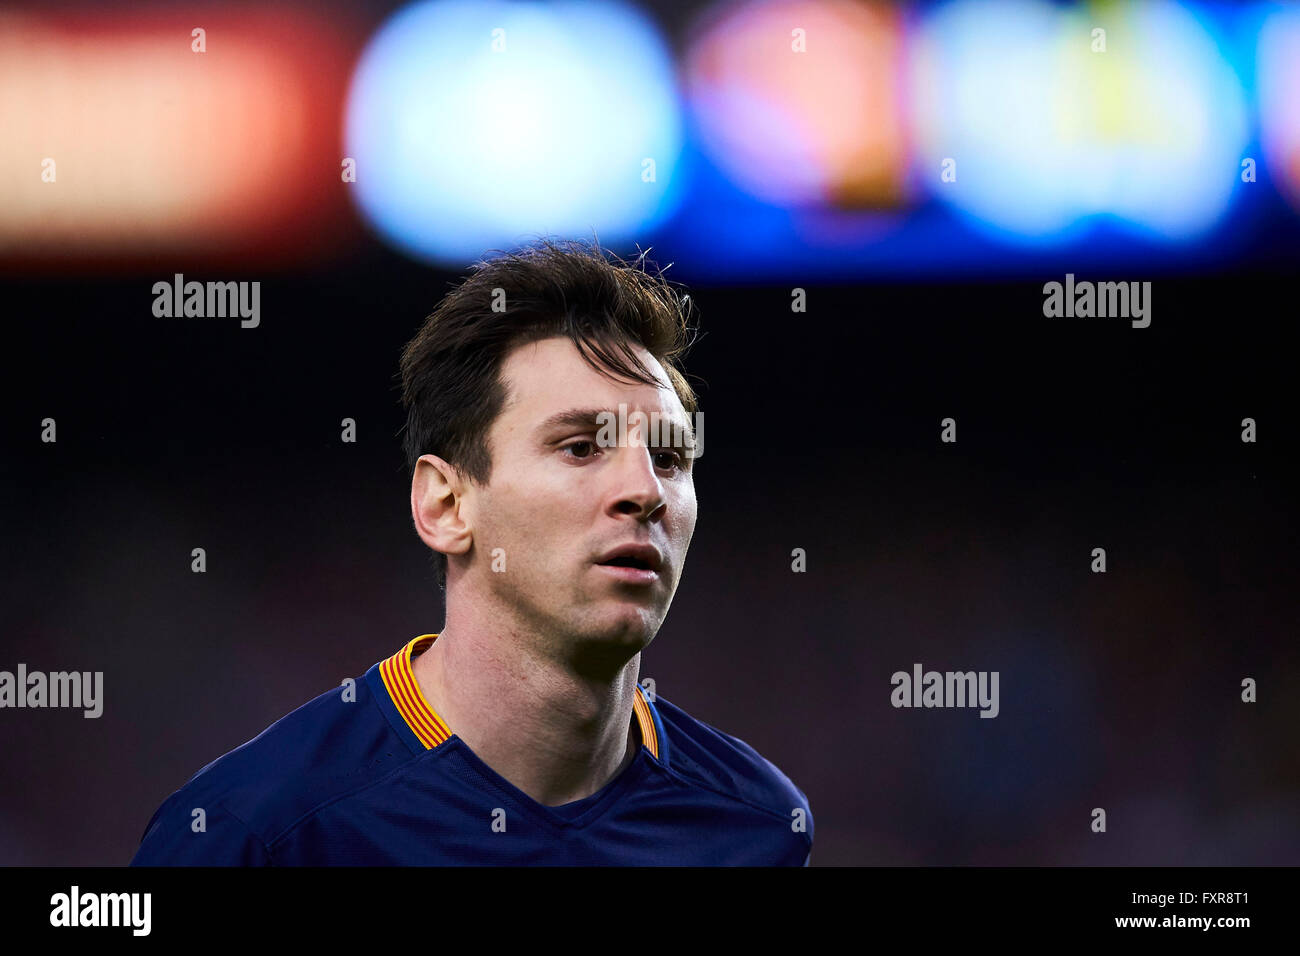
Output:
[654,450,687,472]
[560,440,688,472]
[560,440,598,461]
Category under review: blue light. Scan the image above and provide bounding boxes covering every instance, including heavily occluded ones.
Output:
[345,0,684,264]
[910,0,1249,243]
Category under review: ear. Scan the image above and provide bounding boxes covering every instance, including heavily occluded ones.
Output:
[411,455,473,558]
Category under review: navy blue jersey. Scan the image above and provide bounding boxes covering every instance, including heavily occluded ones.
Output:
[130,635,813,865]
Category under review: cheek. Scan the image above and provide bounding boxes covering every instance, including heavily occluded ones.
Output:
[479,477,584,567]
[471,486,520,556]
[675,488,698,541]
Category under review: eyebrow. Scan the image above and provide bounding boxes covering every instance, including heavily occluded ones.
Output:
[536,407,696,446]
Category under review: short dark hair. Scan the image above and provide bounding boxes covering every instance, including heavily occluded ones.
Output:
[398,237,700,590]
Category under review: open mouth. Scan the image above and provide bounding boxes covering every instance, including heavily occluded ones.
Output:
[595,556,660,585]
[598,555,655,571]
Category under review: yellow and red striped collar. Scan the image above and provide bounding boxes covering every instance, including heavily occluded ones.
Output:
[377,634,659,758]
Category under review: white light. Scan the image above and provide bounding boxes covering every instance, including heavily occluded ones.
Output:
[911,0,1248,241]
[345,0,684,263]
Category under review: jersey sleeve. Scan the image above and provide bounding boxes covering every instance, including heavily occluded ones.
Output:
[130,798,272,866]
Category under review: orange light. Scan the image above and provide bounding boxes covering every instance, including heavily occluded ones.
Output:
[684,0,909,208]
[0,7,357,271]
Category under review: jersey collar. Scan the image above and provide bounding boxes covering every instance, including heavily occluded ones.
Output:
[376,634,660,759]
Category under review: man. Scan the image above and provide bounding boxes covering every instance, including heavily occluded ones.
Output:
[130,238,813,865]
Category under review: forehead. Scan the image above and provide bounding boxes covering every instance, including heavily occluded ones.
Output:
[497,336,685,421]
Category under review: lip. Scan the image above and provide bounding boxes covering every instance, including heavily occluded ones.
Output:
[594,564,660,585]
[594,543,664,572]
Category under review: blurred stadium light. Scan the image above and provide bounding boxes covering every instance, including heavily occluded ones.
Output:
[660,0,1272,279]
[1257,5,1300,213]
[683,0,909,208]
[343,0,685,264]
[910,0,1248,241]
[0,0,1295,278]
[0,7,355,271]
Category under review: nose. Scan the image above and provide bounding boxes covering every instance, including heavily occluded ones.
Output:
[607,443,666,521]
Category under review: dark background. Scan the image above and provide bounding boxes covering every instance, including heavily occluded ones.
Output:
[3,258,1296,865]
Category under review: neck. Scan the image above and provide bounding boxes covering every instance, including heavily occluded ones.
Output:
[411,603,642,807]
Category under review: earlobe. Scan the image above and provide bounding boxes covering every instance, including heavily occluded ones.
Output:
[443,524,473,557]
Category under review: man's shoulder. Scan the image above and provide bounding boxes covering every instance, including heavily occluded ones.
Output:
[134,664,411,857]
[651,693,812,827]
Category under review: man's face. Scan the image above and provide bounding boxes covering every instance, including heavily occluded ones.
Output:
[462,336,697,653]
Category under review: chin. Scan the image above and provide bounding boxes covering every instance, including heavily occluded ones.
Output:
[566,614,656,678]
[585,605,660,646]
